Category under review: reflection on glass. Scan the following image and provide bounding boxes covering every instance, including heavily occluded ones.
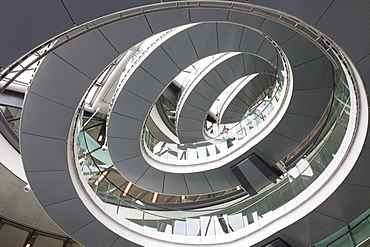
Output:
[73,50,353,239]
[0,218,80,247]
[0,105,22,135]
[142,60,286,166]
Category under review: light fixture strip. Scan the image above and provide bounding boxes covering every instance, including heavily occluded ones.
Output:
[122,182,132,196]
[94,170,108,185]
[97,135,104,142]
[152,192,158,203]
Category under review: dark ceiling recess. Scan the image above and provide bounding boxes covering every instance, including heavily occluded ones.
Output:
[263,237,292,247]
[231,153,282,195]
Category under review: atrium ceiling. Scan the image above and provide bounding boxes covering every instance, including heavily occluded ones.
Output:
[0,1,369,247]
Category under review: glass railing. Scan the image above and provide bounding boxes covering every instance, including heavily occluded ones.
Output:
[0,217,81,247]
[174,52,239,126]
[205,73,264,128]
[84,27,174,110]
[0,1,361,244]
[0,0,340,95]
[76,117,243,206]
[0,105,21,135]
[203,78,275,139]
[105,24,195,132]
[0,40,56,93]
[72,45,356,243]
[169,54,278,132]
[141,54,286,167]
[177,53,231,97]
[313,209,370,247]
[0,41,55,138]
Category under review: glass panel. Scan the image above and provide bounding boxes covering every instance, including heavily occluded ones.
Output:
[332,123,346,144]
[279,182,295,204]
[242,205,257,225]
[293,175,305,194]
[157,219,172,233]
[33,235,64,247]
[68,243,83,247]
[141,52,288,167]
[266,189,284,211]
[351,218,370,245]
[321,145,334,165]
[67,24,359,241]
[0,106,22,135]
[309,151,326,173]
[299,160,317,188]
[328,234,353,247]
[173,219,187,235]
[255,198,269,216]
[0,224,29,247]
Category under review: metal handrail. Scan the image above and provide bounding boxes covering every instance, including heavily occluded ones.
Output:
[71,24,356,244]
[141,69,285,167]
[0,0,341,94]
[174,52,233,129]
[0,1,362,242]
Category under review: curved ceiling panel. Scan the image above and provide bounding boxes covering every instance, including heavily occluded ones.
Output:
[221,74,276,124]
[102,16,334,195]
[14,2,367,246]
[177,55,276,142]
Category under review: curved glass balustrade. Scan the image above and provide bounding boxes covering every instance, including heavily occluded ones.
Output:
[313,209,370,247]
[141,54,286,168]
[157,54,277,133]
[203,76,275,138]
[173,52,241,127]
[205,73,261,127]
[104,24,196,130]
[0,1,362,244]
[0,217,81,247]
[0,40,56,93]
[76,117,243,206]
[0,105,21,135]
[72,42,357,243]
